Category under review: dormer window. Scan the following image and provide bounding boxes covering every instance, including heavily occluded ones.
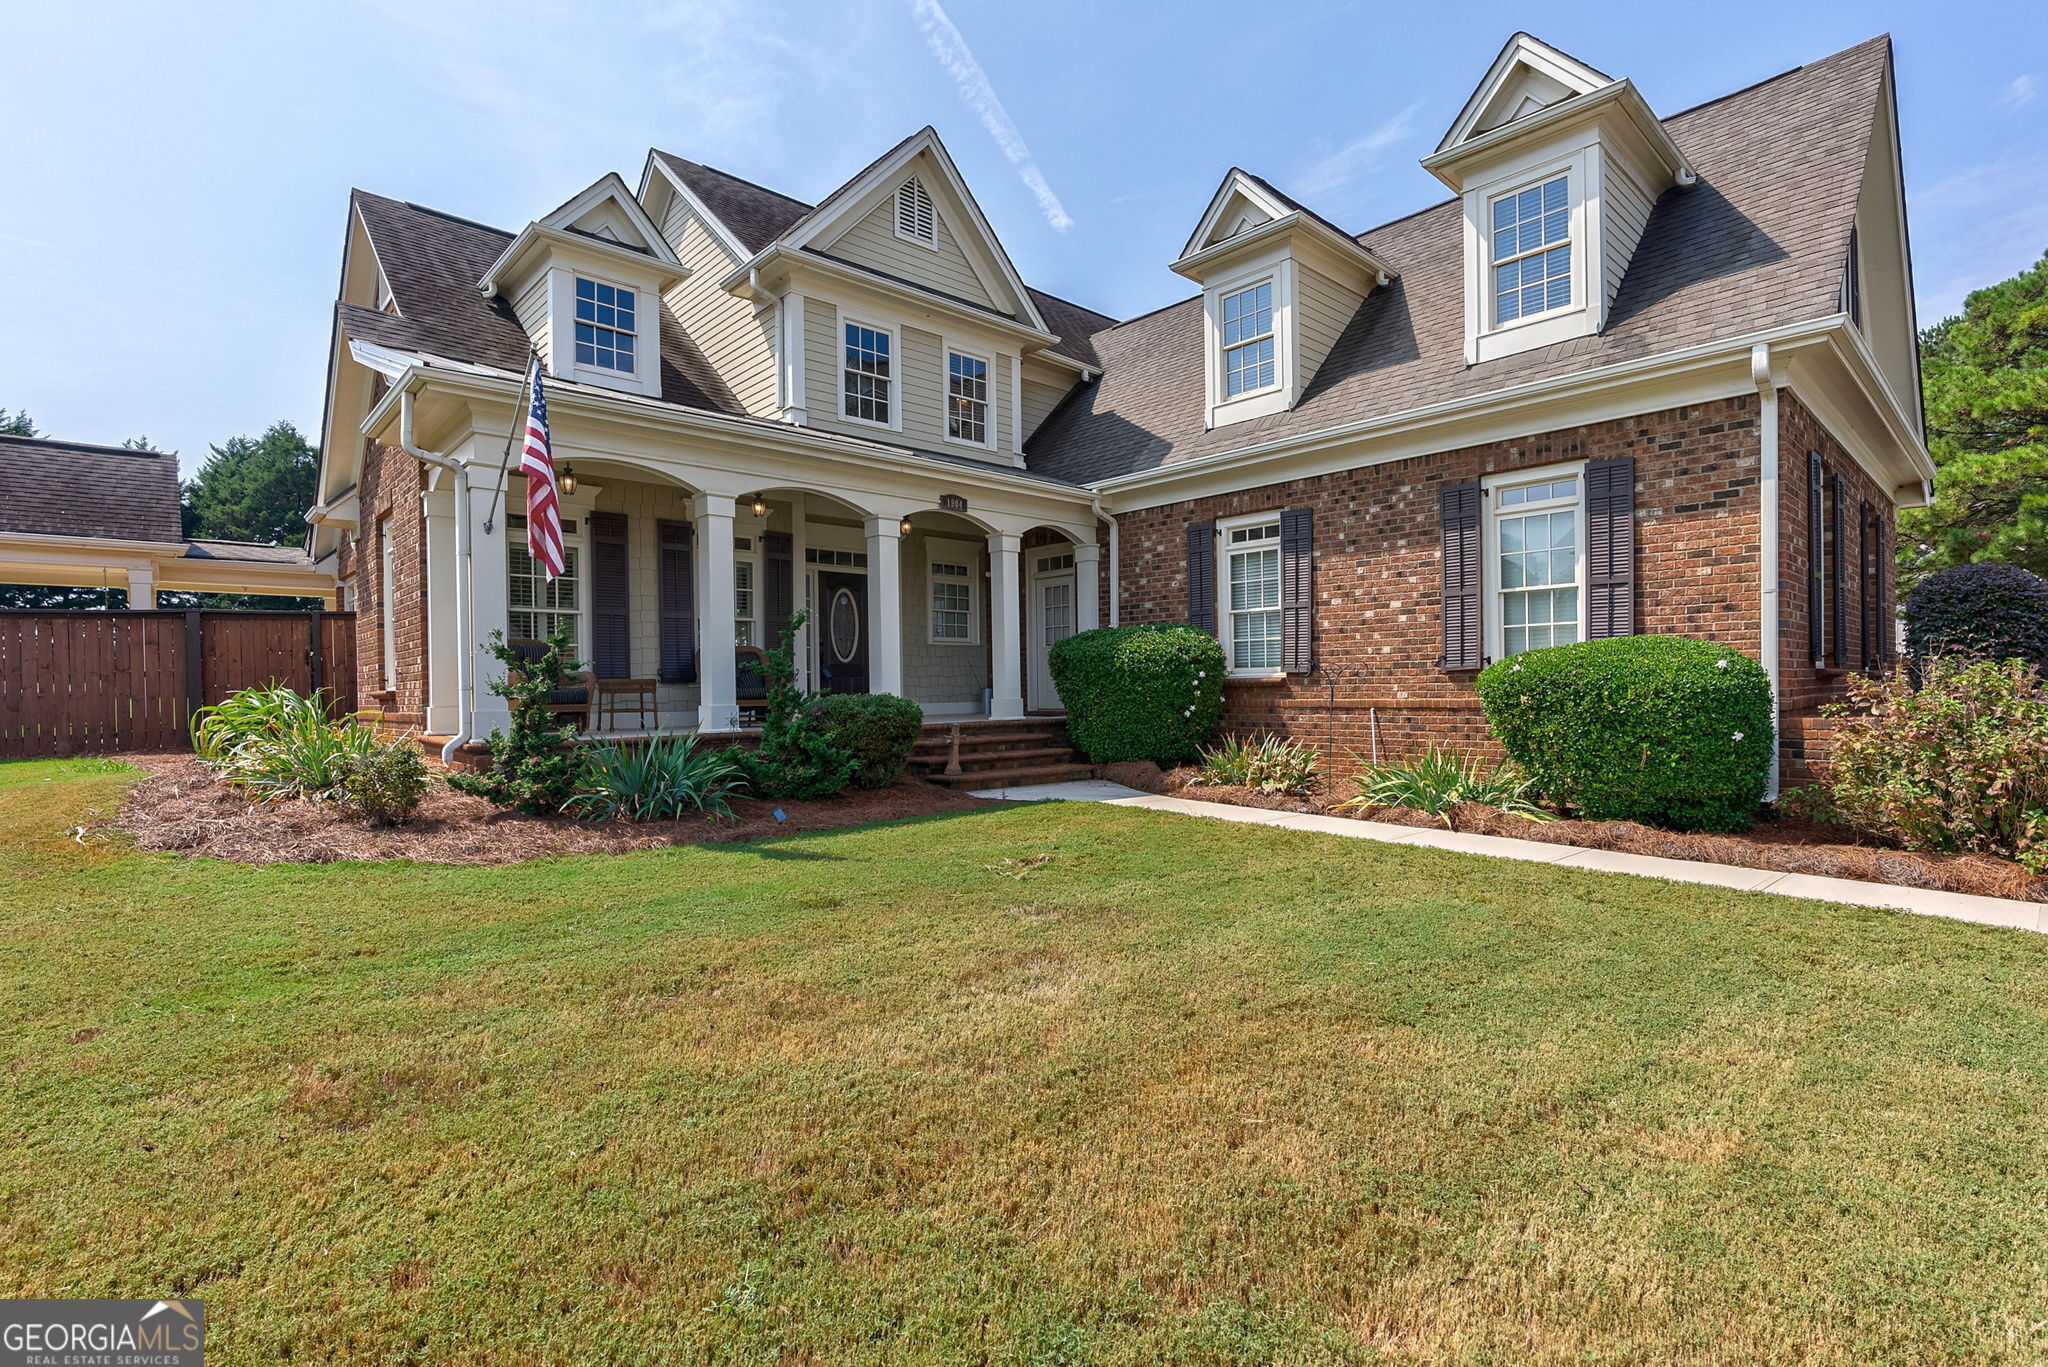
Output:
[894,178,937,248]
[573,278,636,374]
[1222,282,1277,397]
[1490,175,1572,325]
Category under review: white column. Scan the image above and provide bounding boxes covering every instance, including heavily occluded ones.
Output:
[467,466,513,737]
[420,487,459,735]
[864,516,904,697]
[695,492,740,731]
[788,492,812,689]
[779,294,808,425]
[1073,541,1102,632]
[123,566,156,609]
[988,531,1024,720]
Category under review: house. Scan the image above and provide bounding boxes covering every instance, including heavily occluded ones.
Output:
[0,435,335,605]
[310,32,1928,791]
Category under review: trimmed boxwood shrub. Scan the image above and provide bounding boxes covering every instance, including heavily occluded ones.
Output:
[1475,635,1773,831]
[1904,562,2048,675]
[1048,624,1225,766]
[809,692,924,789]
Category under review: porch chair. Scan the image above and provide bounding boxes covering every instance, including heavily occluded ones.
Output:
[507,637,596,731]
[736,645,771,722]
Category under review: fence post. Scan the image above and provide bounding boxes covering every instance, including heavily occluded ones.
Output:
[183,611,204,728]
[308,608,325,703]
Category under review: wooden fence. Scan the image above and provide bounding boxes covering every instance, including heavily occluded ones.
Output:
[0,611,357,759]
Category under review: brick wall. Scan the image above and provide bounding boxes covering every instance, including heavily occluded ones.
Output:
[341,436,429,730]
[1112,396,1768,778]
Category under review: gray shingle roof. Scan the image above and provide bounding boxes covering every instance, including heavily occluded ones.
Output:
[184,540,314,565]
[1026,35,1892,486]
[0,436,184,543]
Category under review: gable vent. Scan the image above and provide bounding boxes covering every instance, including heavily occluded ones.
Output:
[895,178,937,246]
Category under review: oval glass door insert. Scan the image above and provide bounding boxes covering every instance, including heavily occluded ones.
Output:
[830,587,859,663]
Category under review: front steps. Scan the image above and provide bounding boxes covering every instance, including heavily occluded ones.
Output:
[908,718,1095,790]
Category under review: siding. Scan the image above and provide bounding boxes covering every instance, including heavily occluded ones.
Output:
[1020,374,1075,442]
[512,272,551,372]
[802,298,1014,462]
[1600,154,1655,316]
[899,530,990,707]
[824,199,997,310]
[657,194,780,417]
[1296,264,1365,387]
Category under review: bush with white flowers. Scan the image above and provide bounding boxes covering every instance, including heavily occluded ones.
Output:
[1047,624,1226,765]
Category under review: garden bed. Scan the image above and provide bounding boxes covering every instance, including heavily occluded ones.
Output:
[1157,769,2048,903]
[112,754,995,866]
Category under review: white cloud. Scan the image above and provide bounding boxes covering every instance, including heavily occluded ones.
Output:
[1291,101,1422,203]
[1910,146,2048,321]
[908,0,1072,232]
[2001,74,2038,110]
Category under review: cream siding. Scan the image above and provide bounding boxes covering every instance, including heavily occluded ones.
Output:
[803,298,1015,462]
[899,530,990,707]
[823,200,998,311]
[1019,373,1075,442]
[1296,264,1365,387]
[1600,155,1655,316]
[512,271,552,371]
[657,194,779,417]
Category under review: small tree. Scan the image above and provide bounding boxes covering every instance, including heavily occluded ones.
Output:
[1904,562,2048,676]
[447,624,586,815]
[739,611,855,800]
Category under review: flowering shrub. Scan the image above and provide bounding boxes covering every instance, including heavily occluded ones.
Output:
[1048,625,1224,765]
[1190,734,1322,794]
[1805,658,2048,870]
[1475,635,1773,831]
[1903,562,2048,675]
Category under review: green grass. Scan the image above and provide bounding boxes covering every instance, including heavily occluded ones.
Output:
[6,757,2048,1364]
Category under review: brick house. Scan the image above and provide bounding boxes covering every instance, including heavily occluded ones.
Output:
[309,32,1928,792]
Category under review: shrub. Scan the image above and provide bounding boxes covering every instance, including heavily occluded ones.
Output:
[1904,562,2048,675]
[337,737,431,826]
[1337,747,1548,826]
[1475,635,1773,831]
[737,612,856,800]
[1809,658,2048,870]
[192,684,375,802]
[566,730,749,822]
[809,693,924,789]
[1190,734,1322,794]
[448,624,586,816]
[1047,624,1225,766]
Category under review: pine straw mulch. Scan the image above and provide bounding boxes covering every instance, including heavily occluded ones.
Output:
[1158,769,2048,904]
[108,754,998,866]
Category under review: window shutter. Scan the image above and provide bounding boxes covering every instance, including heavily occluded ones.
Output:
[1873,516,1890,664]
[1829,472,1846,666]
[1186,522,1215,634]
[1807,451,1825,663]
[763,530,794,651]
[1280,507,1313,674]
[657,519,696,684]
[589,511,631,679]
[1439,482,1483,671]
[1584,456,1636,640]
[1858,500,1874,670]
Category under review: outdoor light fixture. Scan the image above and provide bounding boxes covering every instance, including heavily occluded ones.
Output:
[750,494,768,518]
[557,465,578,495]
[900,516,914,536]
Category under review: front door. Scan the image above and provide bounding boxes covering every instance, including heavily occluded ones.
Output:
[816,570,869,695]
[1028,550,1078,711]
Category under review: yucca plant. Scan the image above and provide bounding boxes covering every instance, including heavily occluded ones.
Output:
[1190,734,1323,795]
[567,730,750,823]
[1338,747,1550,827]
[191,684,376,803]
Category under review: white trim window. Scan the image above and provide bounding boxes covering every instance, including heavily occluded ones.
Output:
[894,177,937,248]
[1490,470,1583,657]
[1220,281,1276,397]
[509,539,581,642]
[946,349,990,445]
[1222,517,1282,672]
[734,537,758,647]
[928,552,976,644]
[573,277,637,373]
[842,320,893,426]
[1490,175,1572,326]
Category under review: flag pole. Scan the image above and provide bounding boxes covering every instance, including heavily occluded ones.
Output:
[481,349,539,535]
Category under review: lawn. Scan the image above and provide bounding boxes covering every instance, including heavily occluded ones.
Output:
[5,758,2048,1365]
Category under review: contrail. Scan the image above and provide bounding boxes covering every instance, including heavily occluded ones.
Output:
[909,0,1073,232]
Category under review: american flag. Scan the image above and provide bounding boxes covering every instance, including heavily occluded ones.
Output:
[519,355,566,580]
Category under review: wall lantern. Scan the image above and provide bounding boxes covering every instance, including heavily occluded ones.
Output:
[557,464,578,496]
[900,516,914,536]
[750,494,769,518]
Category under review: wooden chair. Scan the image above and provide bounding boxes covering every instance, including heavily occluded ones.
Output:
[507,637,596,731]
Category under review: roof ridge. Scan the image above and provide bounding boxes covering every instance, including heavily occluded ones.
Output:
[0,434,172,460]
[1659,33,1888,124]
[354,187,513,239]
[653,151,814,213]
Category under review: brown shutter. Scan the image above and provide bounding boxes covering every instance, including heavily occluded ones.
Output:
[1858,500,1874,670]
[1440,481,1483,670]
[657,519,695,684]
[1186,522,1215,634]
[1584,456,1636,640]
[589,511,631,679]
[1807,451,1825,663]
[762,530,793,650]
[1280,507,1313,674]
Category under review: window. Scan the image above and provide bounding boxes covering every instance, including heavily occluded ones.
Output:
[947,350,989,444]
[1221,282,1276,397]
[509,542,580,641]
[1492,473,1582,656]
[804,547,868,568]
[1224,519,1282,671]
[929,558,974,643]
[573,278,636,373]
[734,544,757,647]
[843,321,892,425]
[1491,175,1571,326]
[1843,226,1862,327]
[895,178,937,247]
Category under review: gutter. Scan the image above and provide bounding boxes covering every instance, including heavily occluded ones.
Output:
[1091,493,1120,626]
[399,387,475,765]
[1753,343,1782,801]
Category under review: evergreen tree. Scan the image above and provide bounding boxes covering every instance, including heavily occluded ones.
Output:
[181,420,319,546]
[0,408,37,437]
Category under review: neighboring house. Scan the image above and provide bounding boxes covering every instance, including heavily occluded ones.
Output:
[0,436,335,605]
[311,32,1928,789]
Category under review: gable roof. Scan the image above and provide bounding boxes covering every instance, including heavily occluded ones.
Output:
[1027,35,1893,487]
[0,436,184,543]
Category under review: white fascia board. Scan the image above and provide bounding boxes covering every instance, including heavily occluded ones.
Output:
[1171,210,1395,286]
[1177,170,1298,261]
[639,152,752,260]
[1423,80,1691,192]
[479,223,687,296]
[733,246,1061,351]
[1436,32,1613,154]
[347,338,419,379]
[536,172,682,262]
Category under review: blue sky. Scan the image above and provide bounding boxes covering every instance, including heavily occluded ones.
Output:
[3,0,2043,477]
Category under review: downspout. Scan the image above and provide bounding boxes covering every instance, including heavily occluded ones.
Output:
[1092,493,1120,626]
[1752,343,1781,801]
[399,386,475,765]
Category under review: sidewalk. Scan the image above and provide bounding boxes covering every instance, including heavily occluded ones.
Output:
[970,781,2048,935]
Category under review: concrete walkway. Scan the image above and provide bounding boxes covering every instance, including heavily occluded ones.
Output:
[969,781,2048,935]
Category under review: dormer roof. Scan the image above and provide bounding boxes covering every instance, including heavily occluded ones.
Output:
[1172,168,1396,288]
[478,172,685,295]
[1434,33,1612,153]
